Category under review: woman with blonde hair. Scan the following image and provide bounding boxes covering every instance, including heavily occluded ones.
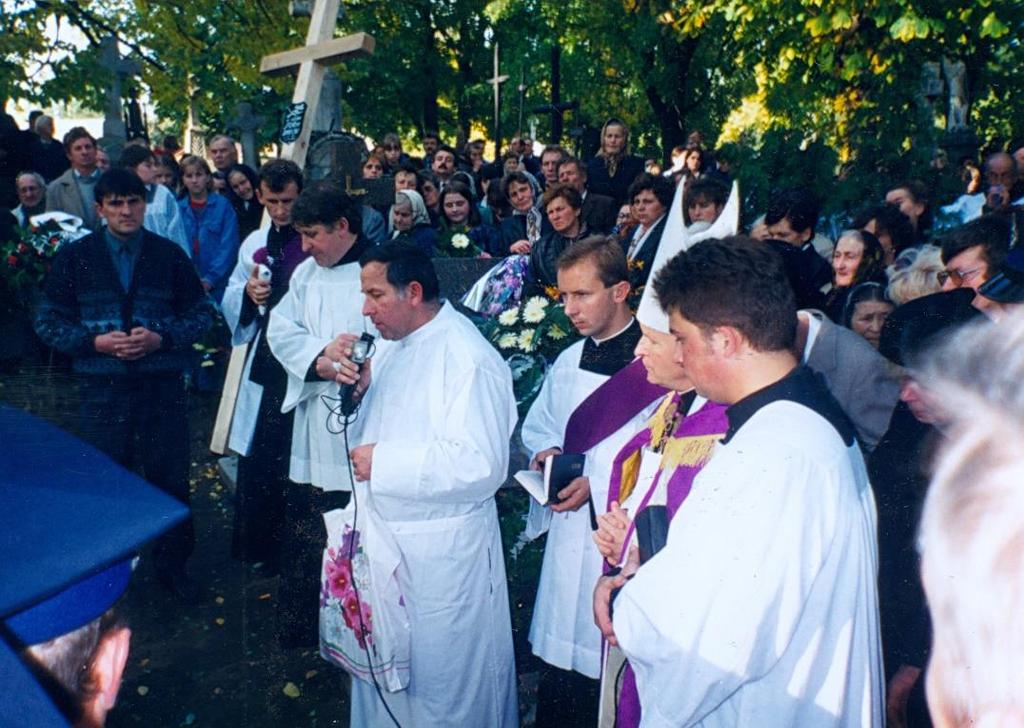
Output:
[586,118,645,206]
[886,246,944,306]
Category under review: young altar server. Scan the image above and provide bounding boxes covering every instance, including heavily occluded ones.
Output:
[339,242,518,727]
[520,236,663,727]
[265,183,377,648]
[595,236,884,727]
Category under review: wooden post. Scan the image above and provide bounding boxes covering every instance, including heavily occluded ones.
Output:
[209,0,375,455]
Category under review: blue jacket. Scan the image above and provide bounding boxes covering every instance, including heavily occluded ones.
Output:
[178,192,239,303]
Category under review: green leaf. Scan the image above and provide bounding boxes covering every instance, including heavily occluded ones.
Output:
[980,11,1009,37]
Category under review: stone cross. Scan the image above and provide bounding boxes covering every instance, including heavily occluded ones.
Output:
[259,0,375,168]
[98,36,141,160]
[486,43,509,159]
[228,102,265,167]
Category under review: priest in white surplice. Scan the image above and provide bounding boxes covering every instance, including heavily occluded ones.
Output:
[265,184,376,647]
[339,242,518,727]
[520,237,661,726]
[595,236,883,727]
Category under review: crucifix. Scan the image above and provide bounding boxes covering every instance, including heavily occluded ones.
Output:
[211,0,375,456]
[486,43,509,161]
[98,36,141,160]
[258,0,375,168]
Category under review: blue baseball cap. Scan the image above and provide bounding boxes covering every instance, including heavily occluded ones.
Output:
[0,406,188,726]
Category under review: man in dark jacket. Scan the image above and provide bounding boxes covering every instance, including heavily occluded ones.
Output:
[558,157,617,234]
[34,169,212,603]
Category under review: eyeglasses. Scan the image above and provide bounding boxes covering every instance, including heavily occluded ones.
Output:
[937,266,983,287]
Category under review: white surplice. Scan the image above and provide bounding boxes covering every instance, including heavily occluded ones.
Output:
[614,400,884,727]
[221,227,270,456]
[347,302,518,728]
[521,339,658,679]
[267,257,373,491]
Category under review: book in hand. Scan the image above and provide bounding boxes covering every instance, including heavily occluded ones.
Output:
[514,453,586,505]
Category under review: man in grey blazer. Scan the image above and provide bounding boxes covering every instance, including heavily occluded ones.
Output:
[797,308,900,453]
[45,126,101,230]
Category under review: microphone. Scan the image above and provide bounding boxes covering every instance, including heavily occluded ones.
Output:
[339,332,375,417]
[256,264,272,316]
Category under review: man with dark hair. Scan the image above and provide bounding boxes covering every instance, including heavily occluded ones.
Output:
[45,127,101,228]
[539,145,567,189]
[421,130,440,167]
[558,157,617,234]
[938,214,1010,305]
[596,236,883,726]
[261,183,373,648]
[324,242,518,726]
[521,237,649,727]
[430,143,457,188]
[34,169,212,603]
[762,187,832,303]
[221,158,307,626]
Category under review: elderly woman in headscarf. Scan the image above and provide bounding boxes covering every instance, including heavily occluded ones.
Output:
[390,188,438,256]
[586,117,645,206]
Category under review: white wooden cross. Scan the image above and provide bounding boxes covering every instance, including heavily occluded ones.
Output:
[259,0,374,168]
[210,0,375,456]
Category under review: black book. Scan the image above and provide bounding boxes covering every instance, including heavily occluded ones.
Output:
[514,453,586,505]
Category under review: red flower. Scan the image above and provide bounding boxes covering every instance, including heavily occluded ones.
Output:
[6,255,18,267]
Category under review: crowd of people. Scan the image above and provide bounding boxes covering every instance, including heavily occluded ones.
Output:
[3,109,1024,728]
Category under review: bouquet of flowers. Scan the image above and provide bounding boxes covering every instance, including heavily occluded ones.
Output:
[479,291,581,413]
[435,227,484,258]
[2,212,88,308]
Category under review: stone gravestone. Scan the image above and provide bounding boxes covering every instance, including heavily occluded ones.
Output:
[228,102,264,168]
[98,36,141,162]
[305,132,393,209]
[435,258,500,305]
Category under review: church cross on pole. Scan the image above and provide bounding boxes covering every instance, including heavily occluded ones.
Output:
[486,42,510,161]
[259,0,374,168]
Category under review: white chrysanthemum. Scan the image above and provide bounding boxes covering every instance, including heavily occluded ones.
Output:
[522,296,549,323]
[451,233,470,249]
[498,307,520,326]
[498,333,518,349]
[518,328,536,351]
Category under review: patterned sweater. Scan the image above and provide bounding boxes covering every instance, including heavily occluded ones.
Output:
[34,229,212,376]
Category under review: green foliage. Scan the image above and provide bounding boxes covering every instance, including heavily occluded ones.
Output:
[6,0,1023,216]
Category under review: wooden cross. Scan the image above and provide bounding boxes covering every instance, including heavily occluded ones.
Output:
[486,42,509,160]
[258,0,374,168]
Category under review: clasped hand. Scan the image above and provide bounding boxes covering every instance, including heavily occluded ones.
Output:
[95,327,162,360]
[593,545,640,647]
[316,333,372,395]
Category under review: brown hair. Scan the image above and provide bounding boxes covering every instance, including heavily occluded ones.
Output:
[556,235,630,287]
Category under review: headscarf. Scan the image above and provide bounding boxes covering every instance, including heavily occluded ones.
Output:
[596,118,630,178]
[395,189,430,227]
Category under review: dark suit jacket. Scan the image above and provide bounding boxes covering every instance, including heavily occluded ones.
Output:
[499,212,552,258]
[581,192,617,235]
[626,215,668,290]
[586,155,645,206]
[804,310,900,452]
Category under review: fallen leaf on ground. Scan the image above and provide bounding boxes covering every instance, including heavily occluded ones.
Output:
[215,596,224,605]
[283,682,301,698]
[214,618,225,626]
[305,670,317,680]
[137,686,149,696]
[258,593,271,600]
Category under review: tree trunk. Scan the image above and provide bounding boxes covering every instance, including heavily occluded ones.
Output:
[641,33,700,162]
[418,1,440,134]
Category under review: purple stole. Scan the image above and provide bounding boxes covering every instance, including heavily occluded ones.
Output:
[606,394,729,728]
[562,358,667,453]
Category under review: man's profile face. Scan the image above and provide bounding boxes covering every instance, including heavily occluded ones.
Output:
[361,262,413,340]
[256,181,300,227]
[558,163,584,192]
[668,310,721,400]
[765,217,809,246]
[940,245,988,294]
[67,136,97,172]
[635,324,690,391]
[557,259,626,339]
[16,175,44,208]
[97,193,146,239]
[208,139,237,171]
[297,221,353,268]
